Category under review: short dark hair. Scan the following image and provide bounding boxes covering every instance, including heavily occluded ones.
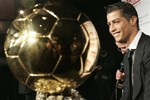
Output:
[105,2,139,29]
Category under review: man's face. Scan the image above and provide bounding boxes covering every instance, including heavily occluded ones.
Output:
[107,10,133,43]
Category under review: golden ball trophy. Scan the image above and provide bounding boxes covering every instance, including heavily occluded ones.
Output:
[4,0,100,99]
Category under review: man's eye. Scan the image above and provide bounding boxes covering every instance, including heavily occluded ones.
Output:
[114,20,120,24]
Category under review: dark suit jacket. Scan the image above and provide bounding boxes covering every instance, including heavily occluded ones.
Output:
[121,33,150,100]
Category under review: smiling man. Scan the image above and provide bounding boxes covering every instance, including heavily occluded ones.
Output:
[105,2,150,100]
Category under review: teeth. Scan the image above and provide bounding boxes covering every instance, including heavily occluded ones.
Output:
[113,33,118,37]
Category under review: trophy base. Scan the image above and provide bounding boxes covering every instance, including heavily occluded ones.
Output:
[36,89,86,100]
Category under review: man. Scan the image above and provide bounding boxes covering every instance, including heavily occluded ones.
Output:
[106,2,150,100]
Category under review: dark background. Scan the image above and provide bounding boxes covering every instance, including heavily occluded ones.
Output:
[0,0,123,100]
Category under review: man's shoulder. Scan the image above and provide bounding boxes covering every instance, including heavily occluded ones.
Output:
[142,32,150,36]
[141,32,150,40]
[141,33,150,49]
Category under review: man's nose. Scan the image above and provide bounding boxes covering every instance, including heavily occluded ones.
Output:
[109,24,116,33]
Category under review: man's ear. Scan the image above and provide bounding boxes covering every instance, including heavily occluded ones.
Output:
[130,15,137,25]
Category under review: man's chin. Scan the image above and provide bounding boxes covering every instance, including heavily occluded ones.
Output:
[115,38,124,43]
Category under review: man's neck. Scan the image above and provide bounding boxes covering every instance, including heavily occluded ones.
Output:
[126,29,139,47]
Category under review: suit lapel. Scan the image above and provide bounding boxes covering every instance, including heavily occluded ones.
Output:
[132,33,147,99]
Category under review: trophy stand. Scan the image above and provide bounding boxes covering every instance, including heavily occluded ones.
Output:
[36,89,86,100]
